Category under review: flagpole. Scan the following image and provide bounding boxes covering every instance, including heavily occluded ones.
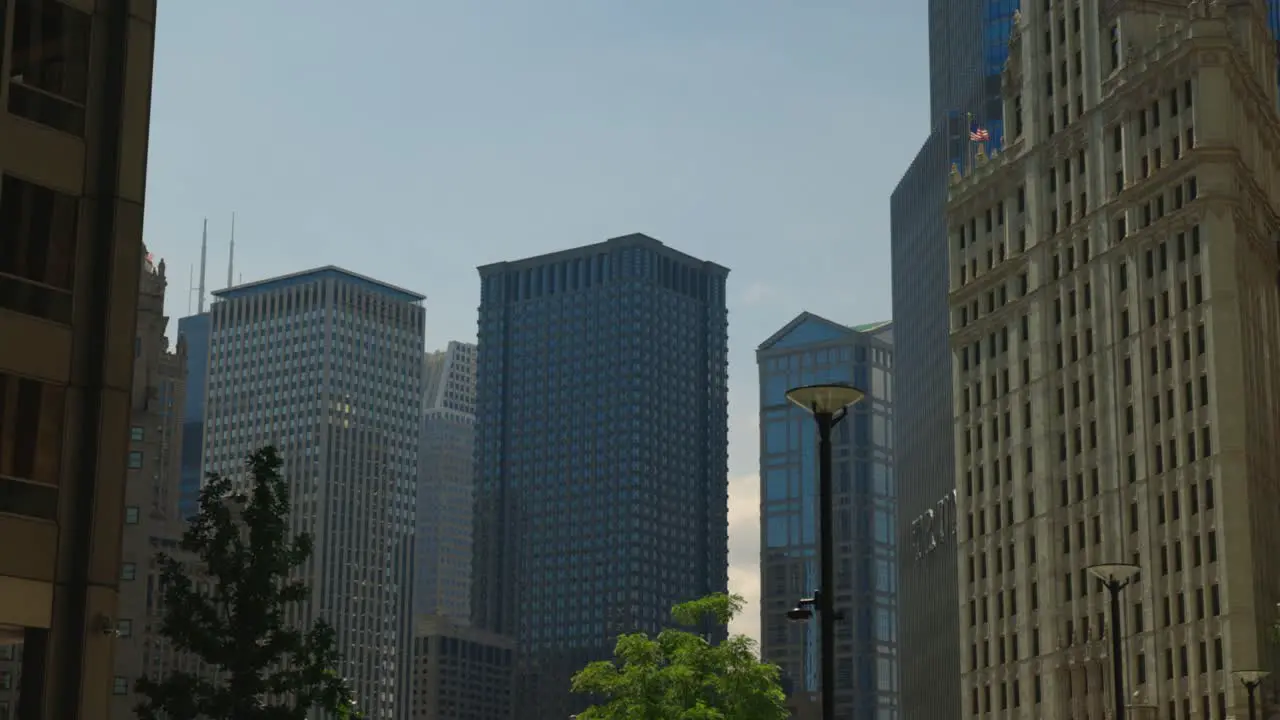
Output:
[966,113,975,175]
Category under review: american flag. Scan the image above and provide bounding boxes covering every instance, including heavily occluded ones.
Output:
[969,122,990,142]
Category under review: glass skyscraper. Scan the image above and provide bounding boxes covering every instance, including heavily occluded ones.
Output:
[202,266,424,719]
[889,2,1015,719]
[471,233,730,720]
[176,312,210,521]
[756,314,897,720]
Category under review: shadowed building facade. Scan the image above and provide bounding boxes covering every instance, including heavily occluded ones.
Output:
[756,314,898,720]
[890,3,1017,719]
[0,0,158,717]
[471,233,729,719]
[416,341,477,622]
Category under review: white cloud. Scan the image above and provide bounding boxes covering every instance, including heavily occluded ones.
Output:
[726,472,761,645]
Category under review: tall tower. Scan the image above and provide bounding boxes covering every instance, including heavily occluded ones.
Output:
[950,2,1280,718]
[890,4,1018,719]
[755,314,898,720]
[202,267,426,719]
[415,341,478,622]
[471,233,730,720]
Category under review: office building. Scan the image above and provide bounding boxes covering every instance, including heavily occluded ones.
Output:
[202,267,425,718]
[889,4,1017,718]
[0,1,158,717]
[950,3,1280,718]
[176,312,210,521]
[0,255,186,720]
[411,614,515,720]
[108,253,189,717]
[472,233,730,719]
[416,341,478,621]
[756,314,898,720]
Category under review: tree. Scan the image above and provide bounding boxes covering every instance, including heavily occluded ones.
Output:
[135,446,361,720]
[570,593,789,720]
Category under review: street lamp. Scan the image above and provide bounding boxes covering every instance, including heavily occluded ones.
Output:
[785,382,866,720]
[1233,670,1271,720]
[1087,563,1142,720]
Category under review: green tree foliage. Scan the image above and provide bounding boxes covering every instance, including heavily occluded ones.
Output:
[570,593,789,720]
[135,446,361,720]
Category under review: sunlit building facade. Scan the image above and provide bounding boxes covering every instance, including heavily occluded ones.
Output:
[472,233,730,720]
[202,267,425,718]
[756,314,898,720]
[950,3,1280,718]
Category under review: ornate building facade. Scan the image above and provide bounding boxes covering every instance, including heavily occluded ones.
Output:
[950,2,1280,718]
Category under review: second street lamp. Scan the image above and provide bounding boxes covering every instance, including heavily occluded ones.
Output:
[1087,563,1142,720]
[1232,670,1271,720]
[786,382,866,720]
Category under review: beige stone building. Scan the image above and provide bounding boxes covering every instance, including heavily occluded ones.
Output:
[108,253,189,717]
[0,0,158,717]
[949,2,1280,718]
[411,614,515,720]
[1,253,190,720]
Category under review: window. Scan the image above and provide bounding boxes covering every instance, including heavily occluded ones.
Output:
[113,676,129,695]
[116,619,133,638]
[120,562,137,581]
[0,174,79,323]
[0,372,65,520]
[127,451,143,469]
[8,0,93,135]
[130,426,144,442]
[124,506,140,524]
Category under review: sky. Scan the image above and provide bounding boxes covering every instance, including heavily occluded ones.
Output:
[144,0,932,644]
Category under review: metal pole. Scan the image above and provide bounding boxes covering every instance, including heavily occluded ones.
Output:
[1248,682,1258,720]
[817,412,836,720]
[1109,581,1126,720]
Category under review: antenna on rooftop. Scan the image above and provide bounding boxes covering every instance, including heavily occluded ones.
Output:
[227,212,236,288]
[197,218,208,313]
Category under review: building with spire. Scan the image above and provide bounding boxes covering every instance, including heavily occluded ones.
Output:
[949,2,1280,717]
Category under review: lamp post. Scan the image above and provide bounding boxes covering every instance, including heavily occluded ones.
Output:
[1232,670,1271,720]
[1087,563,1141,720]
[785,383,866,720]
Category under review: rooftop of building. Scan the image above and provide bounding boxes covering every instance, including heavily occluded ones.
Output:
[757,312,893,353]
[211,265,425,304]
[477,232,730,276]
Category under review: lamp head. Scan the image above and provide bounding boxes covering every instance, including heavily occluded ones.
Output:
[786,607,814,622]
[785,383,866,416]
[1086,562,1141,584]
[1233,670,1272,685]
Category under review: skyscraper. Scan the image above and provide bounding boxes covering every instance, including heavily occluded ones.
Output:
[177,312,210,521]
[202,267,425,719]
[889,3,1016,718]
[951,3,1280,717]
[416,341,478,622]
[755,314,898,720]
[0,1,157,716]
[471,233,730,719]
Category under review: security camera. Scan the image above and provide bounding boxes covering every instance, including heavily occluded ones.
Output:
[96,614,121,637]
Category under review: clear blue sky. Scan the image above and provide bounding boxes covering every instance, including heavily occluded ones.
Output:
[145,0,932,639]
